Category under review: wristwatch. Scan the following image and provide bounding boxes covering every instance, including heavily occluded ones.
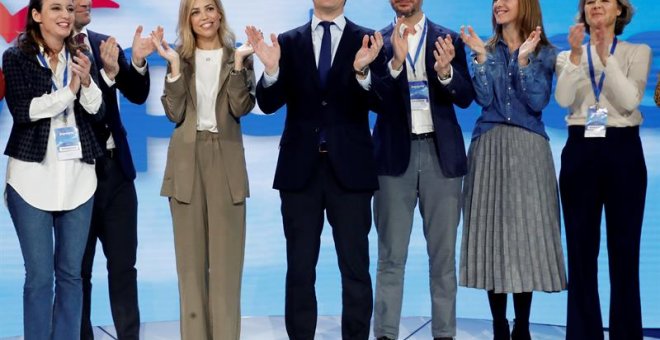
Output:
[354,67,369,77]
[438,68,451,81]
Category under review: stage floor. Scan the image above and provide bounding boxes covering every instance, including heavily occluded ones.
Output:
[3,316,658,339]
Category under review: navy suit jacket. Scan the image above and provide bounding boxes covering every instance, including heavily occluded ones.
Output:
[87,30,149,180]
[256,19,389,192]
[372,19,475,178]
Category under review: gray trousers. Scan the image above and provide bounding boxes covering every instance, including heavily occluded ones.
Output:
[169,132,246,340]
[373,137,462,339]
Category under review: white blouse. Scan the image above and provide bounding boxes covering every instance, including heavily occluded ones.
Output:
[555,40,651,127]
[195,48,223,132]
[5,47,102,211]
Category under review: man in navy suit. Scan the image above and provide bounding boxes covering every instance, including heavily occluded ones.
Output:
[72,1,160,339]
[246,0,388,338]
[371,1,475,339]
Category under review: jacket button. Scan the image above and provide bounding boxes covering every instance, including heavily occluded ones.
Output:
[314,128,320,133]
[321,101,328,106]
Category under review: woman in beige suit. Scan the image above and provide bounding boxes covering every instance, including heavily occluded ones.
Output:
[151,0,255,338]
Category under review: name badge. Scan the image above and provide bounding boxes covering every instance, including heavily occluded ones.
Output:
[55,126,83,160]
[409,81,430,111]
[584,104,607,138]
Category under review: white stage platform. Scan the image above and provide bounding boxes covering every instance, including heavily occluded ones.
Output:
[4,316,658,339]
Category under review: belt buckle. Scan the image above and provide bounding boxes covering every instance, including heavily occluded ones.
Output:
[318,142,328,153]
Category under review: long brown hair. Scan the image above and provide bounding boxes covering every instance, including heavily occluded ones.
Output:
[175,0,235,60]
[485,0,551,53]
[17,0,78,57]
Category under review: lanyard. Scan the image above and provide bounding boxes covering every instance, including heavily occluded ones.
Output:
[587,37,617,104]
[405,20,427,76]
[37,51,70,121]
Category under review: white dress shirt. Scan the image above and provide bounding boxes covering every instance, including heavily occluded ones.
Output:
[6,46,102,211]
[388,15,452,134]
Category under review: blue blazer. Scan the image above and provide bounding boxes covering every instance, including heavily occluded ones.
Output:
[256,19,389,192]
[372,19,474,178]
[87,30,150,180]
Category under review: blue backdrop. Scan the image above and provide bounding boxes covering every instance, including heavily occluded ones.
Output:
[0,0,659,337]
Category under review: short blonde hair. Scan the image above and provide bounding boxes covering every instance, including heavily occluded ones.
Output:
[175,0,235,60]
[576,0,634,35]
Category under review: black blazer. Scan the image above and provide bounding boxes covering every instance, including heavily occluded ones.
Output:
[256,18,389,192]
[88,30,149,180]
[372,19,474,178]
[2,46,105,164]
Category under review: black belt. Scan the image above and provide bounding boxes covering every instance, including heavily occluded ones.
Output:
[411,132,434,140]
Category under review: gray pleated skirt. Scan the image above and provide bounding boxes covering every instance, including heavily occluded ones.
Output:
[459,124,566,293]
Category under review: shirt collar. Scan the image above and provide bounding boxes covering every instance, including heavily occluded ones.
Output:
[311,14,346,32]
[397,14,426,37]
[38,44,67,64]
[74,27,89,37]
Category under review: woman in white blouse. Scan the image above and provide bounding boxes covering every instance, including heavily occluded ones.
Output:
[554,0,651,339]
[2,0,104,338]
[150,0,256,338]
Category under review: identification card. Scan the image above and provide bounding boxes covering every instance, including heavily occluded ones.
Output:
[55,126,83,160]
[409,81,430,111]
[584,105,608,138]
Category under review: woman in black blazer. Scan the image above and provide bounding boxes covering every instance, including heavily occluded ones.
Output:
[2,0,104,338]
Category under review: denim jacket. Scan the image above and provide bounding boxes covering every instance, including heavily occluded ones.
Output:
[470,39,556,140]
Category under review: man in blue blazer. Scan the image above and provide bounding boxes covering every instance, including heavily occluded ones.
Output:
[246,0,388,338]
[72,1,160,339]
[371,1,475,339]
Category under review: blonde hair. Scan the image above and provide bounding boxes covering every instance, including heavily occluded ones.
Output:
[486,0,551,53]
[175,0,235,60]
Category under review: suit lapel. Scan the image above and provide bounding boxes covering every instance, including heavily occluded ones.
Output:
[300,23,321,90]
[425,20,438,81]
[182,56,197,113]
[86,30,102,71]
[326,20,354,90]
[216,45,233,101]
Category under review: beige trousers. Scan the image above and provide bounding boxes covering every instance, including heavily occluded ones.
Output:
[169,132,246,340]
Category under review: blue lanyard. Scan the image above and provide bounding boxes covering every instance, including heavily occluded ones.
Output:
[587,37,617,104]
[37,51,69,92]
[37,51,70,121]
[404,20,427,76]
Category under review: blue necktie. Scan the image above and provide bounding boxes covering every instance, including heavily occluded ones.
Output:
[318,21,334,89]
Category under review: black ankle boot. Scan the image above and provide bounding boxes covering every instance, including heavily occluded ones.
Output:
[493,318,510,340]
[511,319,531,340]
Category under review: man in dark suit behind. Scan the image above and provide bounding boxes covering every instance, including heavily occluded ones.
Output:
[72,0,160,338]
[246,0,387,338]
[371,1,475,340]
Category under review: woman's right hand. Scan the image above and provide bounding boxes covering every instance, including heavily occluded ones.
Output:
[568,23,585,66]
[151,32,180,77]
[460,25,487,64]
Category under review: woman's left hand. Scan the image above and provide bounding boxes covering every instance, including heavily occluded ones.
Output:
[518,26,542,67]
[234,43,254,71]
[72,50,92,87]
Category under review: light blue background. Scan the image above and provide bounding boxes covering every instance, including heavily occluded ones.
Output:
[1,0,659,337]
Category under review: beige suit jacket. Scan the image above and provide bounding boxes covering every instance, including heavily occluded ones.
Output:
[160,46,256,204]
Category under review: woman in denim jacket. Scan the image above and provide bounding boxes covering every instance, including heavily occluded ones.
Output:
[458,0,566,339]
